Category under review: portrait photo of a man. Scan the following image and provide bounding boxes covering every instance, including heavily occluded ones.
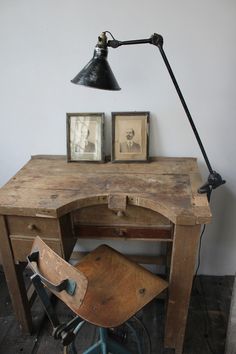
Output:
[112,111,149,162]
[120,128,141,153]
[67,113,104,162]
[74,126,95,153]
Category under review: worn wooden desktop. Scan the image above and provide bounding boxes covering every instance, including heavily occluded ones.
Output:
[0,155,211,354]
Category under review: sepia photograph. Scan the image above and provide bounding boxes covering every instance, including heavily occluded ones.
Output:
[67,113,104,162]
[112,112,150,162]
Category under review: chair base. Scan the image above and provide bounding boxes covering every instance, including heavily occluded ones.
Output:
[83,327,132,354]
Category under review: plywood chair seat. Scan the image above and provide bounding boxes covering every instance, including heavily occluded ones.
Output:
[29,236,168,329]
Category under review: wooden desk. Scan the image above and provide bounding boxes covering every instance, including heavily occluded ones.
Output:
[0,155,211,354]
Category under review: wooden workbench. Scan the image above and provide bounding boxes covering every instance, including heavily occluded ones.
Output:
[0,155,211,354]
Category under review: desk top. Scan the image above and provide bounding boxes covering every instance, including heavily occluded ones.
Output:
[0,155,211,225]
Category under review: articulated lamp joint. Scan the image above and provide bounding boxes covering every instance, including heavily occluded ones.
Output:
[150,33,164,48]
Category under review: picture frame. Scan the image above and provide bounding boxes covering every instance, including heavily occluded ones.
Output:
[111,111,150,162]
[66,112,105,162]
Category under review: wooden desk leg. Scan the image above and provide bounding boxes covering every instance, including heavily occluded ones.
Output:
[164,224,201,354]
[0,215,32,333]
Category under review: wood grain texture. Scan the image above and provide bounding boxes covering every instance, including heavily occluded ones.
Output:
[30,237,168,328]
[75,243,168,327]
[0,156,211,225]
[10,236,62,262]
[6,215,59,238]
[70,251,167,265]
[30,237,88,314]
[73,204,171,226]
[165,224,201,354]
[0,216,32,333]
[0,155,212,353]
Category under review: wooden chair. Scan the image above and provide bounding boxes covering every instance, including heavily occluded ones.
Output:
[27,236,168,354]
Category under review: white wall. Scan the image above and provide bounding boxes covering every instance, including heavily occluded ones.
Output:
[0,0,235,275]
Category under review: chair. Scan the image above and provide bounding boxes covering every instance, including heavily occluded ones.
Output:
[27,236,168,353]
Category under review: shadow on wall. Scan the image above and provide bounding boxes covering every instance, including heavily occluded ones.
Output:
[199,184,236,275]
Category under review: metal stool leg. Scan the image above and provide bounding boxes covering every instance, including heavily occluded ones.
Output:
[83,328,106,354]
[107,335,132,354]
[99,328,108,354]
[83,341,105,354]
[101,328,132,354]
[83,327,132,354]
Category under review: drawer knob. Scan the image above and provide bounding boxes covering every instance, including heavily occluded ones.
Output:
[116,210,125,217]
[114,229,126,237]
[28,223,37,231]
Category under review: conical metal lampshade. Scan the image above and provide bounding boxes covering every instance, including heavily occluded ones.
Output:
[71,46,121,91]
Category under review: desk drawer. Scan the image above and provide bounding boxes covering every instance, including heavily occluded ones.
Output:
[75,225,173,241]
[10,236,62,262]
[6,215,59,238]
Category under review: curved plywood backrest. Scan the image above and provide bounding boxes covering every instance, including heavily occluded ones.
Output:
[29,236,88,314]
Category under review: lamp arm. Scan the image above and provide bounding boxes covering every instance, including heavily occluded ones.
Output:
[107,33,225,199]
[156,44,226,199]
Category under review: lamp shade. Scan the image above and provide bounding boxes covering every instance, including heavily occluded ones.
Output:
[71,46,121,91]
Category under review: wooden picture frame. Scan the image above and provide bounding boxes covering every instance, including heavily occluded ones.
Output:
[112,111,150,162]
[67,113,105,162]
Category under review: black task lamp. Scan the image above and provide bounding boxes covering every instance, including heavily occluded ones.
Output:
[71,31,225,200]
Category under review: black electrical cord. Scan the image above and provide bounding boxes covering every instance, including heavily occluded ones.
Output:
[193,224,216,354]
[194,224,206,281]
[104,30,116,40]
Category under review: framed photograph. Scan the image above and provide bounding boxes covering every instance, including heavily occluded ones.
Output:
[112,111,150,162]
[67,113,104,162]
